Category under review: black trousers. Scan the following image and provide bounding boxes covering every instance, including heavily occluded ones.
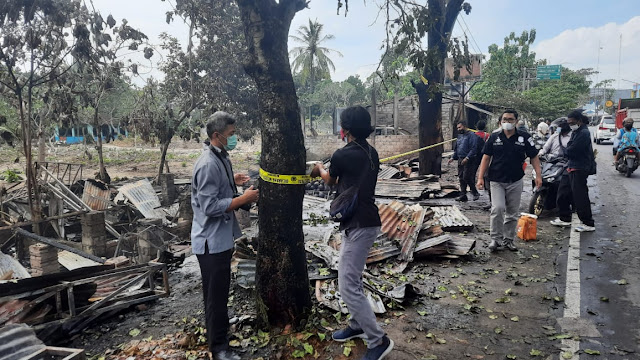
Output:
[558,171,594,226]
[458,158,479,195]
[197,247,233,353]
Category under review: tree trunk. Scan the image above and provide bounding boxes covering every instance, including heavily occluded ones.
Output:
[416,0,463,175]
[236,0,311,328]
[94,109,107,182]
[158,140,171,180]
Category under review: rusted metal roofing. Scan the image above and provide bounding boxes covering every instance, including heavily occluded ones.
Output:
[378,201,425,243]
[375,179,441,199]
[431,205,474,231]
[81,179,111,211]
[0,324,45,360]
[118,179,165,219]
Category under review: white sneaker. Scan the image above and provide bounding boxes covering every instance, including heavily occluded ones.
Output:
[550,218,572,227]
[575,224,595,232]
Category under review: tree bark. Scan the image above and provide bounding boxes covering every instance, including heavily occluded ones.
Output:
[236,0,311,328]
[94,108,108,183]
[416,0,464,175]
[158,139,171,179]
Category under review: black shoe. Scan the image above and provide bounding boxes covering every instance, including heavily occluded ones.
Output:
[482,204,492,211]
[456,194,468,202]
[211,350,240,360]
[362,335,394,360]
[488,240,504,252]
[504,241,518,252]
[471,192,480,201]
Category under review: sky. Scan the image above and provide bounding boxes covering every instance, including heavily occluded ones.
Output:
[92,0,640,89]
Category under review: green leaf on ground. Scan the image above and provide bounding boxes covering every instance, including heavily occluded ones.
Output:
[584,349,601,355]
[343,346,352,357]
[530,349,542,356]
[128,328,141,337]
[489,314,498,319]
[562,351,574,359]
[292,349,305,358]
[495,297,511,303]
[303,343,314,354]
[510,316,519,322]
[617,279,628,285]
[507,355,517,359]
[437,285,448,292]
[418,310,428,316]
[600,297,609,302]
[436,338,447,344]
[421,356,438,360]
[494,327,503,334]
[318,333,326,341]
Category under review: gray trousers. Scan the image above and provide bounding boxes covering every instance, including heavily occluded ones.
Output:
[339,227,385,348]
[489,179,523,244]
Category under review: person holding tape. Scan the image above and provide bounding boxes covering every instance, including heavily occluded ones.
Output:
[311,106,394,360]
[477,109,542,252]
[191,111,258,360]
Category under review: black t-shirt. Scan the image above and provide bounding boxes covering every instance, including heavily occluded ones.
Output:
[483,129,539,183]
[329,139,382,230]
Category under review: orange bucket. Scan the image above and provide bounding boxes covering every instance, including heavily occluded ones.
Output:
[516,213,538,241]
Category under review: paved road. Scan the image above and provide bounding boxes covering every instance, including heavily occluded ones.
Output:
[554,128,640,358]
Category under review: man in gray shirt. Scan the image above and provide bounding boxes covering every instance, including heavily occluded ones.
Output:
[191,111,259,360]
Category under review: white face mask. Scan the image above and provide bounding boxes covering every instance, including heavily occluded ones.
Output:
[569,124,579,131]
[502,122,515,131]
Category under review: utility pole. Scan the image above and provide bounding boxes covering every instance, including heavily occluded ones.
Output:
[371,83,377,146]
[595,41,603,121]
[617,34,622,90]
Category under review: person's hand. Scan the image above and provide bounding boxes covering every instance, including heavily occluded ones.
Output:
[242,186,259,203]
[448,158,453,165]
[476,178,484,190]
[234,173,250,185]
[535,175,542,190]
[461,158,468,165]
[310,163,324,178]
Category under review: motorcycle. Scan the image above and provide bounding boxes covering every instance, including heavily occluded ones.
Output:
[528,155,568,216]
[615,147,640,177]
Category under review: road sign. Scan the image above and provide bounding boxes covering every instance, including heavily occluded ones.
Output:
[605,100,613,107]
[536,65,562,80]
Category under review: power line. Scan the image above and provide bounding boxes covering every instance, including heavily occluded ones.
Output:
[455,19,480,54]
[460,15,482,55]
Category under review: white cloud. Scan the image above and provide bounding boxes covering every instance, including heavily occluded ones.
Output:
[534,16,640,89]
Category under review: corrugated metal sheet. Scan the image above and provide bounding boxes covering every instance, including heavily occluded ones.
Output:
[118,179,165,219]
[378,165,401,180]
[58,251,102,271]
[378,201,424,243]
[375,179,441,199]
[431,205,474,231]
[0,253,30,280]
[81,180,111,211]
[0,324,45,360]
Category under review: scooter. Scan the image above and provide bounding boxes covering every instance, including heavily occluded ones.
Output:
[615,147,639,177]
[528,155,567,216]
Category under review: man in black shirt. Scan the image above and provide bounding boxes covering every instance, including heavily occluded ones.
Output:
[312,106,393,360]
[477,109,542,252]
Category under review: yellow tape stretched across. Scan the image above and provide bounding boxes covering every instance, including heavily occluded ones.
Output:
[260,136,464,183]
[259,168,319,185]
[379,138,457,163]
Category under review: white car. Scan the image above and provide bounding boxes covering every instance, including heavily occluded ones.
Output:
[593,115,616,144]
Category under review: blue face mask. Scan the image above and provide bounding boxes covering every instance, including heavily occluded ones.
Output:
[223,134,237,151]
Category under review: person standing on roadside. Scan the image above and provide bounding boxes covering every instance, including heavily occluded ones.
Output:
[551,110,595,232]
[449,120,482,202]
[474,120,492,209]
[191,112,259,360]
[477,109,542,251]
[311,106,393,360]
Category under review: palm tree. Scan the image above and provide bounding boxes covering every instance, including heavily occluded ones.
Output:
[289,19,341,130]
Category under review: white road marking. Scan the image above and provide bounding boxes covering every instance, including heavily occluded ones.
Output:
[560,213,582,358]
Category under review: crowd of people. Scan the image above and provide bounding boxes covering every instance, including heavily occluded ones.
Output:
[187,105,636,360]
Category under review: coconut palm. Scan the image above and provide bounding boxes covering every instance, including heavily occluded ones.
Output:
[290,19,341,130]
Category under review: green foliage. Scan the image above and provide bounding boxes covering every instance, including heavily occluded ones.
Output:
[289,19,341,90]
[0,169,22,183]
[471,29,591,119]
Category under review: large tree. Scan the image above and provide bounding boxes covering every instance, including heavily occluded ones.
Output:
[235,0,312,328]
[289,19,341,131]
[367,0,472,175]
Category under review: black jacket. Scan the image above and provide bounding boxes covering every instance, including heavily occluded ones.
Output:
[566,124,592,170]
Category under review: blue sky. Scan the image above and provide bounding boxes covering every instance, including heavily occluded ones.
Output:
[94,0,640,89]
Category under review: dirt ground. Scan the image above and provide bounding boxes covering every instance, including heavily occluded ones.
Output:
[2,141,574,359]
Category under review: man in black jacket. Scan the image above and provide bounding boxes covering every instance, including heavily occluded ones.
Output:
[449,120,482,202]
[553,109,595,232]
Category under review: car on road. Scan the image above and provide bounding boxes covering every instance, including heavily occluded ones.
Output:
[593,115,616,144]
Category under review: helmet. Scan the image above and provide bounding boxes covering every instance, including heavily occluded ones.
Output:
[537,122,549,135]
[550,117,569,134]
[623,117,634,126]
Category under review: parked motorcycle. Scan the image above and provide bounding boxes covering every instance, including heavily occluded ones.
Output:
[615,147,639,177]
[528,155,567,216]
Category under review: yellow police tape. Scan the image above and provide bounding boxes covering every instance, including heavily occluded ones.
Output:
[260,136,464,184]
[259,168,319,185]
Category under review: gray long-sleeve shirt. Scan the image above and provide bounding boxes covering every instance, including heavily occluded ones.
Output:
[190,146,242,254]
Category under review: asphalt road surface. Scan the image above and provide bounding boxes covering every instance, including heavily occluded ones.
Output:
[553,128,640,358]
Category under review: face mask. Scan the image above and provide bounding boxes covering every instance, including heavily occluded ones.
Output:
[625,125,633,130]
[502,122,515,131]
[219,134,237,151]
[569,125,579,131]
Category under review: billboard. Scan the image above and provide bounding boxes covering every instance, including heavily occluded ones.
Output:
[445,54,483,82]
